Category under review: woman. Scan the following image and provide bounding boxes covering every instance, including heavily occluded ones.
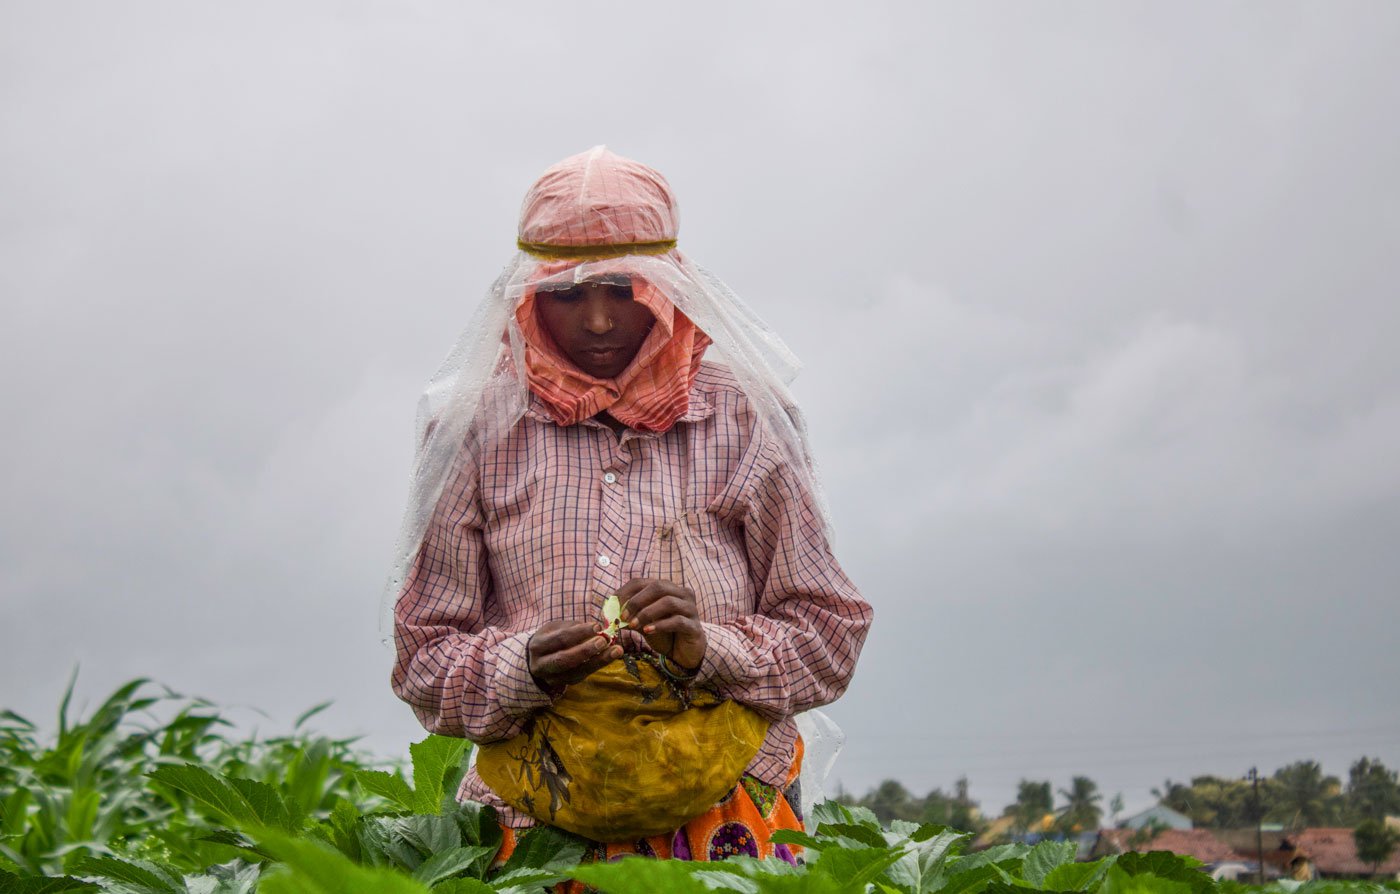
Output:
[388,147,872,868]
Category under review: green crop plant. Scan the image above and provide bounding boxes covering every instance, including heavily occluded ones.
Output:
[5,678,1400,893]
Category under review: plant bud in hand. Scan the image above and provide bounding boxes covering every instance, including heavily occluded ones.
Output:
[601,593,623,643]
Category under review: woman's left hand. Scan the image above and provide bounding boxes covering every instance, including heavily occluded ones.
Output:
[615,578,707,672]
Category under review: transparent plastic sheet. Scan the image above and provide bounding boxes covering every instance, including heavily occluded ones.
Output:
[379,248,832,641]
[794,709,845,831]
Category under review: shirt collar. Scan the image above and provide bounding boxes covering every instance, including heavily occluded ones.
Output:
[522,387,715,427]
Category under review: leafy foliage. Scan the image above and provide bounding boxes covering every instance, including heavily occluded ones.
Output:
[1353,819,1400,875]
[4,678,1396,892]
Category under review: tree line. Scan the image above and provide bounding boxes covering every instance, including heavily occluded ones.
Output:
[838,756,1400,835]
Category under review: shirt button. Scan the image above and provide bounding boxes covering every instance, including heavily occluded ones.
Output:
[597,554,611,568]
[603,472,618,485]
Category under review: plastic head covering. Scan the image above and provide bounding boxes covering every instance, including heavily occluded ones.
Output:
[381,146,827,638]
[513,151,711,430]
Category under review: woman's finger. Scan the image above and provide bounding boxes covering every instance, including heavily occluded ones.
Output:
[613,578,657,599]
[641,615,706,670]
[533,636,618,683]
[639,614,699,637]
[629,594,698,630]
[620,582,694,621]
[529,621,603,659]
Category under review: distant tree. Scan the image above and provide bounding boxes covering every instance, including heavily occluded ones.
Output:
[1006,780,1053,833]
[1353,819,1399,877]
[946,776,983,834]
[1153,778,1194,816]
[1270,761,1343,830]
[1180,775,1267,828]
[1056,776,1103,833]
[1347,757,1400,822]
[849,777,984,833]
[918,788,957,827]
[864,779,916,823]
[1109,793,1125,828]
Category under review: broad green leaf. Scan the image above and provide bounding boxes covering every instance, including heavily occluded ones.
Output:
[69,856,183,894]
[374,823,433,872]
[1098,864,1195,894]
[195,829,277,863]
[434,880,496,894]
[692,855,804,880]
[1022,840,1079,887]
[323,798,362,859]
[0,870,100,893]
[497,824,585,876]
[770,829,825,850]
[887,820,962,846]
[487,866,574,894]
[809,844,907,889]
[226,777,293,831]
[253,829,431,894]
[1044,857,1116,892]
[280,738,332,820]
[147,764,295,832]
[1114,852,1212,894]
[453,801,503,854]
[357,769,417,811]
[395,813,467,860]
[884,828,964,893]
[947,843,1030,876]
[815,821,891,849]
[1,790,32,837]
[411,845,495,885]
[410,736,468,814]
[148,764,260,827]
[811,799,883,831]
[569,859,735,894]
[938,864,1014,894]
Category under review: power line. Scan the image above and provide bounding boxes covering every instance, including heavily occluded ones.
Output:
[855,723,1400,745]
[842,738,1400,764]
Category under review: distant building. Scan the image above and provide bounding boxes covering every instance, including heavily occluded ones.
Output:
[1284,828,1400,880]
[1092,828,1246,871]
[1120,805,1192,831]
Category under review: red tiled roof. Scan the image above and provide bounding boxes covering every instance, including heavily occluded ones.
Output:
[1098,828,1247,865]
[1289,828,1400,877]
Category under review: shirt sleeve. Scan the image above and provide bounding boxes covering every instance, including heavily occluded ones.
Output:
[390,451,553,743]
[694,437,873,721]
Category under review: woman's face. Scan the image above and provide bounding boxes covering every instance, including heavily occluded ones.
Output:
[535,276,656,379]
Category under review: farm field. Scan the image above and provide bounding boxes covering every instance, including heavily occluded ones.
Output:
[2,679,1396,894]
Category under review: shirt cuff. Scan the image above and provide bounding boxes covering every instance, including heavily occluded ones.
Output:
[491,630,556,715]
[696,621,754,688]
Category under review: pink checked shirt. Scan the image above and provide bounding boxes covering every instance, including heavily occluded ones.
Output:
[392,363,872,827]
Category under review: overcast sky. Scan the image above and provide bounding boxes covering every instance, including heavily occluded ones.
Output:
[3,1,1399,818]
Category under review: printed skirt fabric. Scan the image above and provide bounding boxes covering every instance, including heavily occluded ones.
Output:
[493,738,805,892]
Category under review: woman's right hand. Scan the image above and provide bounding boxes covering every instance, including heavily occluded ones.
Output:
[527,620,623,694]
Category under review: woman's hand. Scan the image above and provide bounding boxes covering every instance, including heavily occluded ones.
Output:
[528,620,623,694]
[616,578,707,672]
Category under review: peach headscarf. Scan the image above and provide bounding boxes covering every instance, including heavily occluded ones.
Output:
[512,147,711,432]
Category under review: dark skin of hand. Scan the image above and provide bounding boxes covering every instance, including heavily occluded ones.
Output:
[528,577,707,692]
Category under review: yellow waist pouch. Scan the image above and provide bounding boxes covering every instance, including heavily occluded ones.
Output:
[476,651,770,842]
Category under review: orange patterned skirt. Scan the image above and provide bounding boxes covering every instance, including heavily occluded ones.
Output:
[494,738,805,891]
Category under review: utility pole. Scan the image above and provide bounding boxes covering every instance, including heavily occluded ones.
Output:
[1248,767,1264,884]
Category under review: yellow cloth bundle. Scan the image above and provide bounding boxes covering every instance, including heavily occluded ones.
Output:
[476,652,769,842]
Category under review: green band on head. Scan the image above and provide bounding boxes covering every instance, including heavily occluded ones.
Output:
[517,239,677,261]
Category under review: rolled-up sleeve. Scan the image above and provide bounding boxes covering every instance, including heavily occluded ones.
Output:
[696,439,872,720]
[390,456,553,743]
